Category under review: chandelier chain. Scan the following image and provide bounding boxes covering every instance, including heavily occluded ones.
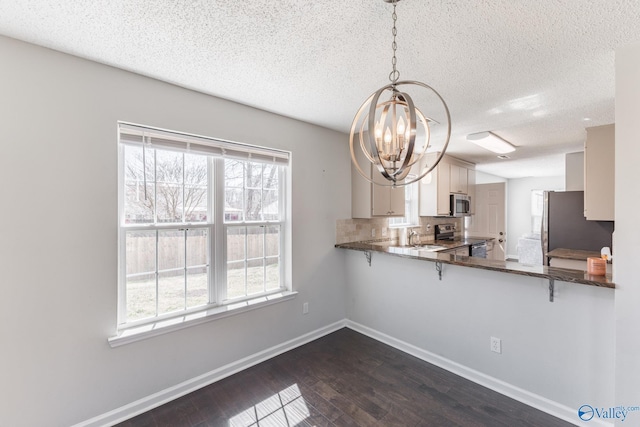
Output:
[389,2,400,83]
[349,0,452,187]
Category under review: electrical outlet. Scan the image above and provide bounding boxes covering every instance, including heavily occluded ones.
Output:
[490,337,502,354]
[303,302,309,315]
[371,229,376,238]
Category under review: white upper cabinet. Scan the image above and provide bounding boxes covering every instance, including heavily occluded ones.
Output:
[351,145,405,218]
[371,165,406,216]
[419,153,451,216]
[450,163,468,194]
[584,124,615,221]
[419,153,475,217]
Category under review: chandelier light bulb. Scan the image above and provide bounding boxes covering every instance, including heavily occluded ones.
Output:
[397,116,405,136]
[375,123,383,141]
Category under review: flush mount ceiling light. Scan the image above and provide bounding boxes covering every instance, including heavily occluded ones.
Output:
[350,0,451,187]
[467,131,516,154]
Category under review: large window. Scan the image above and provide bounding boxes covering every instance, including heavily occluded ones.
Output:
[118,123,289,329]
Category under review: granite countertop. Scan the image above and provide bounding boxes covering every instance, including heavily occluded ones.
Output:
[546,248,603,261]
[434,236,494,249]
[336,240,615,289]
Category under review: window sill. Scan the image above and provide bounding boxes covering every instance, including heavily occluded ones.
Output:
[108,291,297,348]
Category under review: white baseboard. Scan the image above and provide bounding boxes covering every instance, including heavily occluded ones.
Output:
[345,320,612,427]
[74,318,612,427]
[72,320,347,427]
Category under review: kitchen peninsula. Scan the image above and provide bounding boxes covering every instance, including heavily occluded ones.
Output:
[336,240,614,290]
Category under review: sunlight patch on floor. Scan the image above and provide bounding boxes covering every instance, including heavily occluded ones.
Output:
[229,384,310,427]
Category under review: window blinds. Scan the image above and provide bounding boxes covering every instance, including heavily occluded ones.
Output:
[118,122,290,165]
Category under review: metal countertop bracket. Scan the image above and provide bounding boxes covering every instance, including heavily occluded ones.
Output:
[364,251,372,267]
[435,261,443,280]
[549,278,555,302]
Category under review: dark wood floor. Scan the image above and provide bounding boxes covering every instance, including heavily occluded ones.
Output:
[116,328,573,426]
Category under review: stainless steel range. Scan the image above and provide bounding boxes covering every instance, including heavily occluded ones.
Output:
[435,223,487,258]
[434,223,456,241]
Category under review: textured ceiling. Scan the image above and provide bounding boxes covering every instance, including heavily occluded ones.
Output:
[2,0,640,178]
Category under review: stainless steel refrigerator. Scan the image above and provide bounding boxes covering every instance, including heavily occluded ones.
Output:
[541,191,614,265]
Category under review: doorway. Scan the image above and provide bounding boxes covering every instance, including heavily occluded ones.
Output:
[466,182,506,260]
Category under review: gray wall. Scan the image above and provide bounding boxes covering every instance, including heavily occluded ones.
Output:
[475,170,508,184]
[0,36,350,427]
[565,152,584,191]
[615,41,640,424]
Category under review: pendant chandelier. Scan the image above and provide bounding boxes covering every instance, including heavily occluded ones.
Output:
[350,0,451,187]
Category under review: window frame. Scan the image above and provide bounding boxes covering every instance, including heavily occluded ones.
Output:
[217,158,287,304]
[116,123,291,336]
[531,189,544,235]
[388,175,419,228]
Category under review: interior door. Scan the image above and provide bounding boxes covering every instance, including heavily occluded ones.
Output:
[466,182,506,260]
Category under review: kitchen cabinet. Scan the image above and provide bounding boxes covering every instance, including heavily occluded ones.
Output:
[419,152,475,216]
[419,153,450,216]
[371,165,405,216]
[584,124,614,221]
[351,146,405,218]
[450,164,468,194]
[467,168,476,214]
[447,156,474,196]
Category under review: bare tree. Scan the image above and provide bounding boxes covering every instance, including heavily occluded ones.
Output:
[125,150,280,224]
[124,148,207,223]
[224,160,280,222]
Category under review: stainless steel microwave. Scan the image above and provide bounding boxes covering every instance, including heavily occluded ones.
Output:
[450,194,471,217]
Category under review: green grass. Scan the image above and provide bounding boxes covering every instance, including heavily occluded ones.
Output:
[126,264,280,322]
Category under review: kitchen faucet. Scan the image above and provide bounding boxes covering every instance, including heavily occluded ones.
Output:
[408,230,419,246]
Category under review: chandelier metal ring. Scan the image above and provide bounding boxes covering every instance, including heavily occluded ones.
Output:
[349,80,451,187]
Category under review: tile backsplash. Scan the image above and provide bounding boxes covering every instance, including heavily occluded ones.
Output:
[336,216,463,245]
